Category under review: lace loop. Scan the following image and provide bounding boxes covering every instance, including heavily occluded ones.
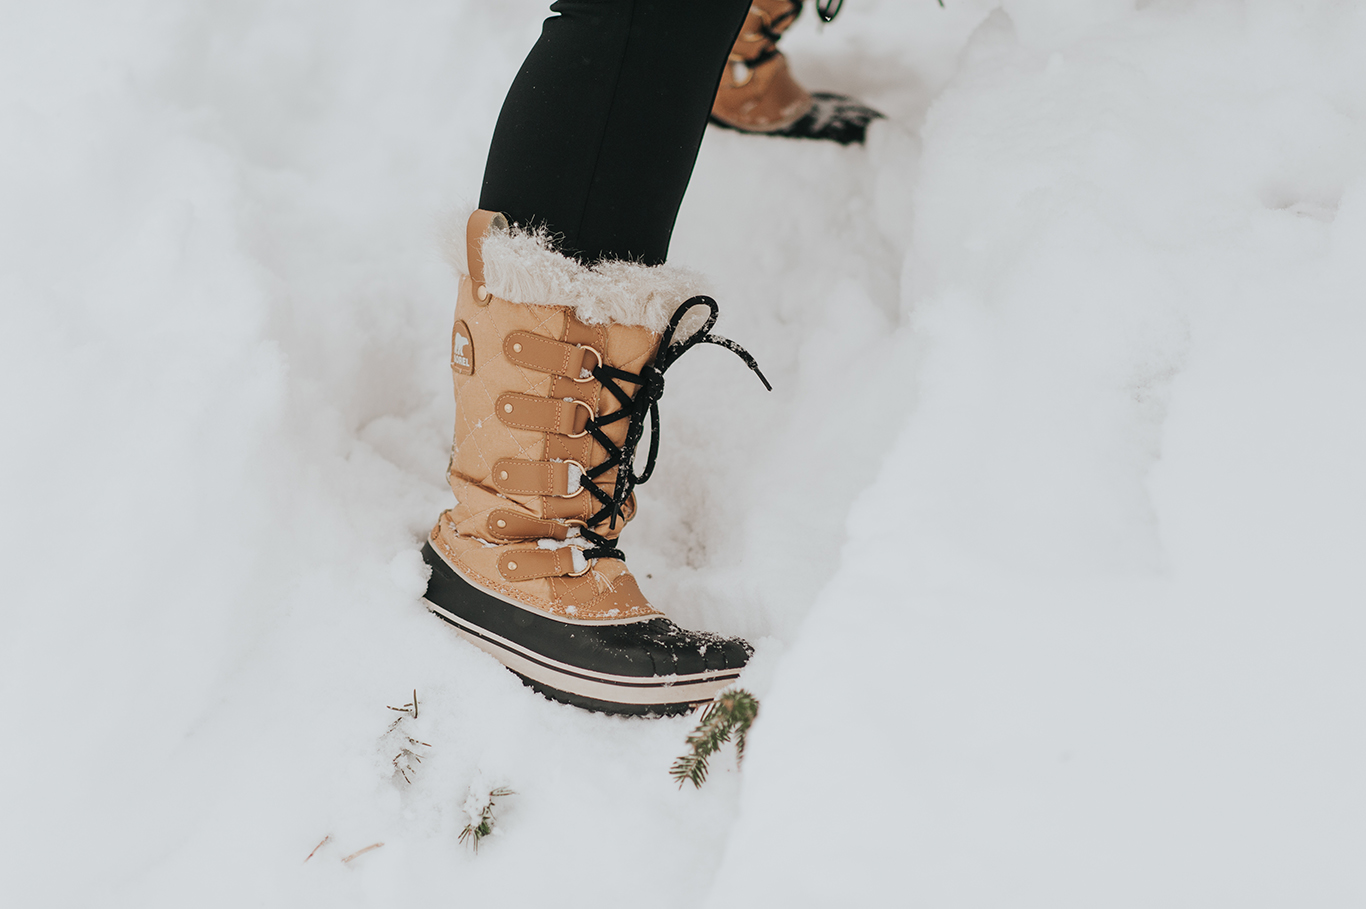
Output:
[737,0,807,68]
[573,296,771,548]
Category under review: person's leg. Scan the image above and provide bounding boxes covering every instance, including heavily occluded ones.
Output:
[479,0,750,265]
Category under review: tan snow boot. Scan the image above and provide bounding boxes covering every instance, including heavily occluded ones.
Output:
[711,0,813,133]
[421,211,769,715]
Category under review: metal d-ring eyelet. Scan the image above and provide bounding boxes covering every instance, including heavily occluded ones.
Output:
[566,400,596,438]
[552,460,586,497]
[571,345,602,382]
[560,518,596,576]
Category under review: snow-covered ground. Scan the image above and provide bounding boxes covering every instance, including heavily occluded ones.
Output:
[3,1,1364,905]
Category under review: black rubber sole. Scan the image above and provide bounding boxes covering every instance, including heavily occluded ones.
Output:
[514,668,701,718]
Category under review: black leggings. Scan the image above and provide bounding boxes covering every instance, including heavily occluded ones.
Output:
[479,0,751,266]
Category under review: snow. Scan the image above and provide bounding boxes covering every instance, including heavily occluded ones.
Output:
[2,0,1364,906]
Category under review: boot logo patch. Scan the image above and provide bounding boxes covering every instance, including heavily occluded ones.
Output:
[451,320,475,375]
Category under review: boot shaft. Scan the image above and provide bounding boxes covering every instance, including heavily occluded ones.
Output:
[445,275,659,543]
[433,211,720,623]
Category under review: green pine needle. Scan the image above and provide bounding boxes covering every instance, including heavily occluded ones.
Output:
[458,787,513,853]
[670,690,759,789]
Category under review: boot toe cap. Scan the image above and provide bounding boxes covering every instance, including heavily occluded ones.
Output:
[423,542,751,713]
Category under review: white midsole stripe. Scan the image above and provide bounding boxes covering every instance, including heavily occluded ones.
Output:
[435,610,739,706]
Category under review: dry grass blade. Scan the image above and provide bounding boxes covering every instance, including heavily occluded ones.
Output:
[341,842,384,864]
[386,689,419,718]
[303,835,330,863]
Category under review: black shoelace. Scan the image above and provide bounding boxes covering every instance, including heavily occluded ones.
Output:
[573,297,772,563]
[746,0,807,69]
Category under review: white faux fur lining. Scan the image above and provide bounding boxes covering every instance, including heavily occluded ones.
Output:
[445,215,710,333]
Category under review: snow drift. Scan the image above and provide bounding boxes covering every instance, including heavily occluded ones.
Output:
[2,1,1363,906]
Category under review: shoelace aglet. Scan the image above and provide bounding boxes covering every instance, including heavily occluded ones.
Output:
[701,331,773,392]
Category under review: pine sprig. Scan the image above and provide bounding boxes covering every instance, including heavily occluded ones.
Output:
[458,787,513,853]
[670,689,759,789]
